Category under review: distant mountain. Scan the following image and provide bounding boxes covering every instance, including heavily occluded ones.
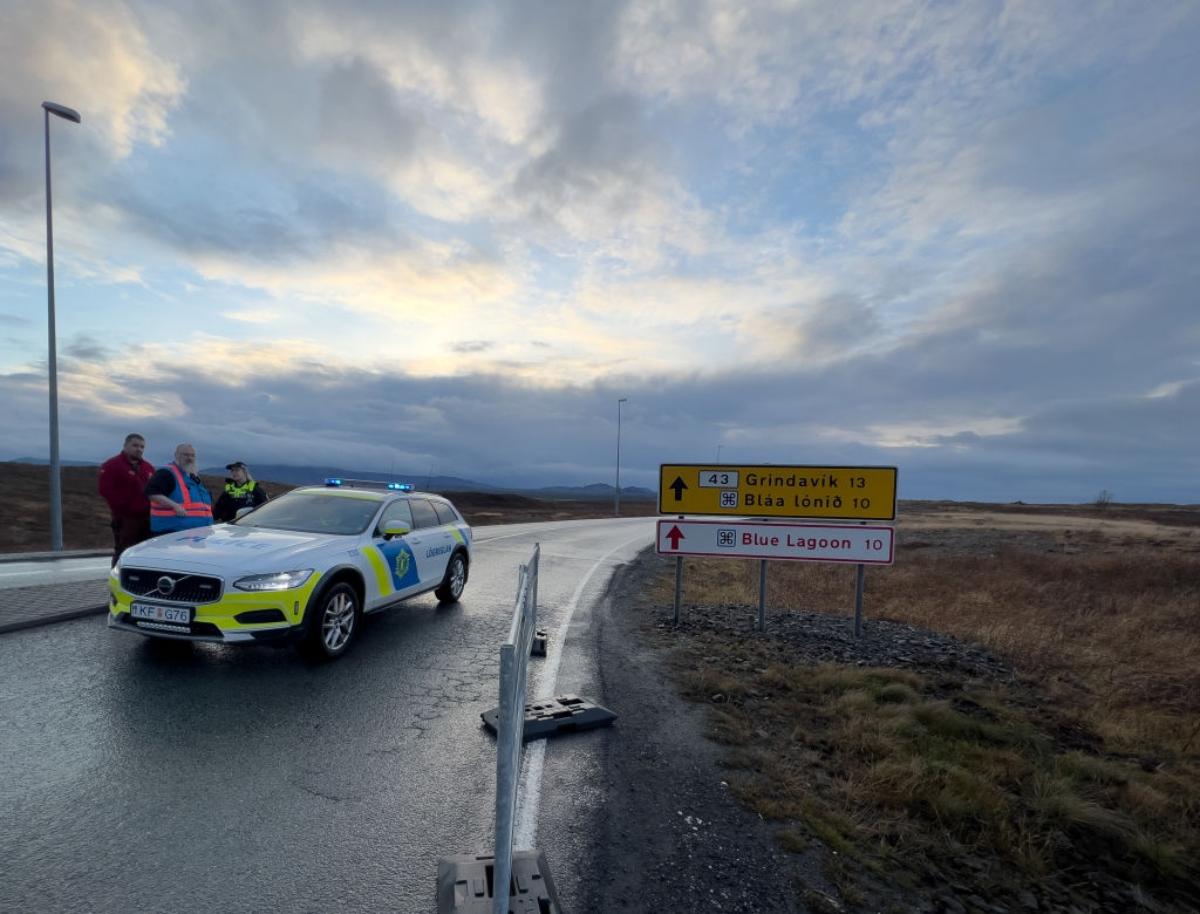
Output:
[11,456,98,467]
[532,483,656,500]
[199,463,656,500]
[200,464,496,492]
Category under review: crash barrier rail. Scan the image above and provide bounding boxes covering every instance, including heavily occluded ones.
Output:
[493,543,539,914]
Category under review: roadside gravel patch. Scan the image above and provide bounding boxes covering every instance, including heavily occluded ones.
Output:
[584,552,822,912]
[663,599,1014,682]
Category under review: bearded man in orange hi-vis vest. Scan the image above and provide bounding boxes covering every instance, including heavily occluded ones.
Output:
[144,443,214,534]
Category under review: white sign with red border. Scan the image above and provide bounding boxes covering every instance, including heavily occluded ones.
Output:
[655,519,895,565]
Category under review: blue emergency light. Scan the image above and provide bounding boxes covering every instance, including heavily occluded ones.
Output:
[324,477,413,491]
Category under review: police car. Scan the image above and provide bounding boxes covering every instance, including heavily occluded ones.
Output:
[108,479,472,659]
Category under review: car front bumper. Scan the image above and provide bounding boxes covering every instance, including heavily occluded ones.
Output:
[107,572,321,644]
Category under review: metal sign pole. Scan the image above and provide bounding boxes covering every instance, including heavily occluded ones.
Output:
[853,519,867,638]
[757,559,767,631]
[853,563,865,639]
[673,556,682,624]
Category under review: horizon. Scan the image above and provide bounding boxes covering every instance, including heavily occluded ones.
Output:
[2,3,1198,505]
[1,454,1189,507]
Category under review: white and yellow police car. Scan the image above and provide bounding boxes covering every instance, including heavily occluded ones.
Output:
[108,479,471,659]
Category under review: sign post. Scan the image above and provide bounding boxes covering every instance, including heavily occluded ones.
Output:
[757,559,768,632]
[854,563,865,638]
[673,555,682,625]
[657,463,899,633]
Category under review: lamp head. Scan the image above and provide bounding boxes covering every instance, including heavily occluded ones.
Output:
[42,102,81,124]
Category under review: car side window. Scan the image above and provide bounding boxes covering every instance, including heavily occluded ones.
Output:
[432,502,458,525]
[376,500,413,536]
[409,499,440,530]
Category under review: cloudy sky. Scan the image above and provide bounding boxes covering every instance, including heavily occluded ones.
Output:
[1,1,1197,501]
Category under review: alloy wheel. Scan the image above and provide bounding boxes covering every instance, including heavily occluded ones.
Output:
[322,592,355,652]
[449,556,466,598]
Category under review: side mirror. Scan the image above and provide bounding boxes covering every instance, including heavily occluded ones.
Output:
[235,507,255,519]
[382,522,411,539]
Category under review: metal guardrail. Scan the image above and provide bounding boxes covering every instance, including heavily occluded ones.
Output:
[492,544,539,914]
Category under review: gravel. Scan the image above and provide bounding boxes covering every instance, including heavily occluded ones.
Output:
[658,601,1014,682]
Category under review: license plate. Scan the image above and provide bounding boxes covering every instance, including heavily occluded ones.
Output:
[131,602,192,625]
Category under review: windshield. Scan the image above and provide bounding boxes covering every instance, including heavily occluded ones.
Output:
[234,492,381,535]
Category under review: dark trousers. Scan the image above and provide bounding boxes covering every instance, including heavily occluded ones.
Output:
[111,515,151,566]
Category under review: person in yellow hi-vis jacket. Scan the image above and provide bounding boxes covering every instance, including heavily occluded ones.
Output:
[213,461,269,523]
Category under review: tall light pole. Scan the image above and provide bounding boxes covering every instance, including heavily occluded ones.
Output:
[43,101,81,552]
[716,444,723,464]
[614,397,628,517]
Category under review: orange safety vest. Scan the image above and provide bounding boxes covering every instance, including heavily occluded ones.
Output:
[149,463,214,526]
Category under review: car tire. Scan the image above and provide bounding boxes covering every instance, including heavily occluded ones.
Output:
[435,551,468,604]
[300,581,361,660]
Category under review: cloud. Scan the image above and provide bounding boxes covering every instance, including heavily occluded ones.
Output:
[63,337,111,361]
[2,338,1197,502]
[0,0,184,176]
[315,58,424,171]
[738,294,884,364]
[511,93,713,267]
[0,1,1197,503]
[220,309,284,325]
[450,340,494,354]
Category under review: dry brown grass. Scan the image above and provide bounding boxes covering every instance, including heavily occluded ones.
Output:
[658,546,1200,756]
[666,642,1200,905]
[646,513,1200,907]
[697,661,1198,878]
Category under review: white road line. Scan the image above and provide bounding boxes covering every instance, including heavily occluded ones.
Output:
[513,530,651,850]
[0,565,110,577]
[474,530,546,544]
[475,519,643,545]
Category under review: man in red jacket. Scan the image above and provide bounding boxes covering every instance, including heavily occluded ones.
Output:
[98,433,156,565]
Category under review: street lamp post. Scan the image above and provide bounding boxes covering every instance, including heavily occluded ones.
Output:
[716,444,723,464]
[615,398,628,517]
[43,101,81,552]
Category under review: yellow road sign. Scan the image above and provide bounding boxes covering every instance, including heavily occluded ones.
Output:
[658,464,897,520]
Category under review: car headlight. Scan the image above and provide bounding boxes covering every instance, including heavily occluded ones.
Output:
[233,569,314,592]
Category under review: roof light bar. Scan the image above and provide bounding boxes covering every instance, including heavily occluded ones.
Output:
[323,477,413,491]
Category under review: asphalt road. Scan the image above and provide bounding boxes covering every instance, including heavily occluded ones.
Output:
[0,517,655,914]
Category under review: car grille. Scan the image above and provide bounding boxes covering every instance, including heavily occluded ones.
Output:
[120,569,223,604]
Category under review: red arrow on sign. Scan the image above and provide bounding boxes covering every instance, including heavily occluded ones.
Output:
[665,525,685,550]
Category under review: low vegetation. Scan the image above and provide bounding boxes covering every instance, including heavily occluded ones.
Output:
[0,461,655,552]
[669,544,1200,756]
[649,504,1200,910]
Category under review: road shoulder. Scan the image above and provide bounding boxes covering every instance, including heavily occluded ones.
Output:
[0,581,109,634]
[579,548,818,913]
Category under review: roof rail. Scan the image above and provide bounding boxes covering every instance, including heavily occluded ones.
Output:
[324,477,414,491]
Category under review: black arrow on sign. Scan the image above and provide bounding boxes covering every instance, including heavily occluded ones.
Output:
[665,525,685,550]
[669,476,688,502]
